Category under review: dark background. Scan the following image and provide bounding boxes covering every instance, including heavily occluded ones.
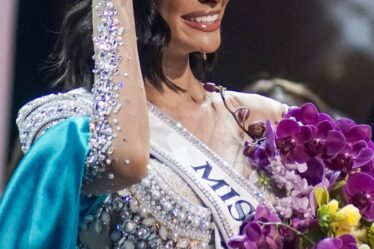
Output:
[8,0,374,165]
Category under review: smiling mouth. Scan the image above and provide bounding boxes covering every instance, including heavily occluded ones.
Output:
[183,14,220,25]
[181,10,222,32]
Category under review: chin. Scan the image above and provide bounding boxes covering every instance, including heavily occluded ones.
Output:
[191,35,222,53]
[199,43,221,53]
[170,30,222,55]
[169,19,223,54]
[196,44,221,54]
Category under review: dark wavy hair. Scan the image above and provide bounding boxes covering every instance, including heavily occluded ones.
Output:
[52,0,217,92]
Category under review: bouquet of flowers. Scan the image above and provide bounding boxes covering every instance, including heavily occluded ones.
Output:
[229,103,374,249]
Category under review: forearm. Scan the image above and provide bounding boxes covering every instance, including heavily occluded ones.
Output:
[85,0,149,194]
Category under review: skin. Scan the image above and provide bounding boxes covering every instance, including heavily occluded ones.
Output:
[84,0,150,194]
[146,0,231,145]
[158,0,229,55]
[85,0,285,195]
[146,0,285,154]
[81,0,285,245]
[147,0,229,106]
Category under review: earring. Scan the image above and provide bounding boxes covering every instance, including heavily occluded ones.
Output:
[202,52,207,61]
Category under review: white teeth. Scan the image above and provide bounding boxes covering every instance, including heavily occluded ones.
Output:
[188,14,219,24]
[207,16,214,22]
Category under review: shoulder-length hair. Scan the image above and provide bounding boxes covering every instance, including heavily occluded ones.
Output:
[52,0,217,92]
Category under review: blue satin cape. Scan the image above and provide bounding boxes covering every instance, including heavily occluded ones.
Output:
[0,117,104,249]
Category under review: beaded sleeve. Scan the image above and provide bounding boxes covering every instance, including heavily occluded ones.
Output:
[17,88,94,153]
[18,0,147,186]
[85,0,127,182]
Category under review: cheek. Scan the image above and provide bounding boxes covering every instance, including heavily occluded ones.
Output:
[158,0,186,24]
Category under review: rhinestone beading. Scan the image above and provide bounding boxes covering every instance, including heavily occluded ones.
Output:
[16,89,94,153]
[80,160,214,249]
[86,0,126,181]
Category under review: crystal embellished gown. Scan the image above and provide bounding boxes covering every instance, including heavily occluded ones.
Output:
[0,88,285,249]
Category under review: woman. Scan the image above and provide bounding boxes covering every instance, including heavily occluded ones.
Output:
[0,0,286,248]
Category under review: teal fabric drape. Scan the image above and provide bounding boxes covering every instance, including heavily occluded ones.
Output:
[0,117,103,249]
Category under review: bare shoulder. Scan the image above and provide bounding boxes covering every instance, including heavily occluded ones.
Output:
[225,91,288,123]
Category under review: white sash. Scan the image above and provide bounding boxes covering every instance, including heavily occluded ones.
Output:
[148,104,272,247]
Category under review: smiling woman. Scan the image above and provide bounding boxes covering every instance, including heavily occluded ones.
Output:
[157,0,228,54]
[182,11,221,32]
[0,0,288,248]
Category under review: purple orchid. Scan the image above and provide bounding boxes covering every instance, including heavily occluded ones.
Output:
[300,158,326,186]
[314,234,357,249]
[343,172,374,221]
[239,103,374,248]
[275,118,305,163]
[275,104,335,185]
[245,142,272,171]
[275,104,342,165]
[362,140,374,175]
[245,120,277,171]
[276,104,374,177]
[284,103,323,125]
[228,204,283,249]
[324,118,374,173]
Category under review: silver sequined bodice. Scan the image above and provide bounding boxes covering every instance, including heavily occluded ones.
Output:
[17,88,285,249]
[79,159,215,249]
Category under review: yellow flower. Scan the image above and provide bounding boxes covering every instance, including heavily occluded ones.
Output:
[335,205,361,226]
[326,200,339,214]
[332,204,361,236]
[317,200,339,234]
[352,228,368,246]
[368,223,374,248]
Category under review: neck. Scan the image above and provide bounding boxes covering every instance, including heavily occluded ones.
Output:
[145,49,207,112]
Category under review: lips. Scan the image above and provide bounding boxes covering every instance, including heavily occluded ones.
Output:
[181,10,222,32]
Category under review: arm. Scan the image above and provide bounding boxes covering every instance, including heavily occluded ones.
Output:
[84,0,149,194]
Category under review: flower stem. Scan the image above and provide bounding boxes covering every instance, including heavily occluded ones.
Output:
[218,86,257,141]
